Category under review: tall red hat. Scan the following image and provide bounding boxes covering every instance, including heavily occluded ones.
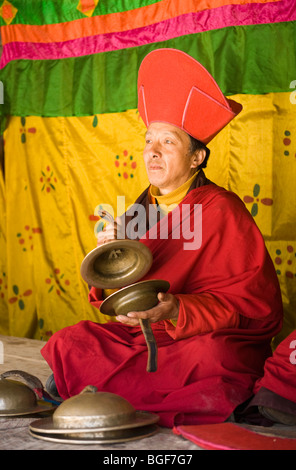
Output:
[138,48,242,145]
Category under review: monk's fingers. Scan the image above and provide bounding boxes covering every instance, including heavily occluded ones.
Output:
[126,307,162,323]
[96,224,121,246]
[115,315,139,326]
[125,293,172,319]
[157,291,169,302]
[123,293,179,323]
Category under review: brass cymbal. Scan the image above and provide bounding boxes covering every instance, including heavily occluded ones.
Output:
[29,424,158,444]
[29,386,159,442]
[0,377,54,416]
[29,411,159,434]
[80,240,153,289]
[100,279,170,373]
[100,279,170,317]
[81,239,169,373]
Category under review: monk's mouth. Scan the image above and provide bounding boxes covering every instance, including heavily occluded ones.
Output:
[149,165,163,170]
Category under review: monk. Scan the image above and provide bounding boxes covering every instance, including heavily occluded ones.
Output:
[41,49,283,427]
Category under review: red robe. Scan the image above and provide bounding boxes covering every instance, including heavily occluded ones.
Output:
[253,330,296,401]
[41,182,283,427]
[245,330,296,420]
[236,330,296,424]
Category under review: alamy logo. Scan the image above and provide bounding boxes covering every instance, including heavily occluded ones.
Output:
[289,339,296,365]
[93,196,202,250]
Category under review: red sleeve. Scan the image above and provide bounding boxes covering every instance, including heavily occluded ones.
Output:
[88,286,103,310]
[164,292,239,340]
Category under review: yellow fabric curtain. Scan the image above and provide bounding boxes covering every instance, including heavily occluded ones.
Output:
[1,110,148,339]
[0,155,8,335]
[0,92,295,344]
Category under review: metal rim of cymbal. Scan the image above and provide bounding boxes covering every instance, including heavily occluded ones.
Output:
[99,279,170,316]
[80,239,153,289]
[29,424,159,444]
[29,410,159,435]
[0,404,55,417]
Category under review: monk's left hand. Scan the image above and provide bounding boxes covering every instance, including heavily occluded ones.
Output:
[115,292,179,326]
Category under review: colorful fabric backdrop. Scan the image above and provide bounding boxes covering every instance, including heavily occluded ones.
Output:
[0,0,295,346]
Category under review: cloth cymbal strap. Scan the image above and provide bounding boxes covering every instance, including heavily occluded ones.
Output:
[139,319,157,372]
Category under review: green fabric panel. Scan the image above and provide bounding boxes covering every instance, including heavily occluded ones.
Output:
[0,0,162,26]
[0,22,295,118]
[0,116,7,134]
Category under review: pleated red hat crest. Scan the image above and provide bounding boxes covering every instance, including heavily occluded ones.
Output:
[138,49,242,144]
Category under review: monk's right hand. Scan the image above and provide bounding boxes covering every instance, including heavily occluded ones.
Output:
[96,218,123,246]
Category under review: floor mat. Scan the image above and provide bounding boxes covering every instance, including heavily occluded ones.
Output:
[173,422,296,450]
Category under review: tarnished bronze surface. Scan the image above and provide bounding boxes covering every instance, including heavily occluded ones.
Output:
[80,239,153,289]
[100,279,170,372]
[29,386,159,443]
[0,372,54,416]
[29,424,158,444]
[81,237,170,373]
[30,386,158,432]
[30,411,159,434]
[100,279,170,316]
[53,386,136,430]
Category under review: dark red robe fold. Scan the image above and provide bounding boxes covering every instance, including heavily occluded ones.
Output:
[41,183,283,427]
[253,330,296,404]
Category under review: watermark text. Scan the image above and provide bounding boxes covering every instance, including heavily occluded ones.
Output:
[93,196,202,251]
[290,339,296,364]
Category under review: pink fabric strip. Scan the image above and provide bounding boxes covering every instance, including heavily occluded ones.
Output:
[1,0,295,68]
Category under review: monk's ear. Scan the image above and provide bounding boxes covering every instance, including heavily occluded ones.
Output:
[191,148,206,169]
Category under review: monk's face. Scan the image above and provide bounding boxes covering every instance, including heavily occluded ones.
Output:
[143,122,203,195]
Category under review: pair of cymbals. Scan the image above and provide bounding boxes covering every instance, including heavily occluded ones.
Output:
[29,387,159,444]
[80,239,170,372]
[29,419,158,445]
[80,240,170,319]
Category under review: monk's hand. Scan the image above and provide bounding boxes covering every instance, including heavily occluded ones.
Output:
[116,292,179,326]
[96,217,123,246]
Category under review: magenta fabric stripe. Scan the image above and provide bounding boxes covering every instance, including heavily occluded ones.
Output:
[1,0,295,68]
